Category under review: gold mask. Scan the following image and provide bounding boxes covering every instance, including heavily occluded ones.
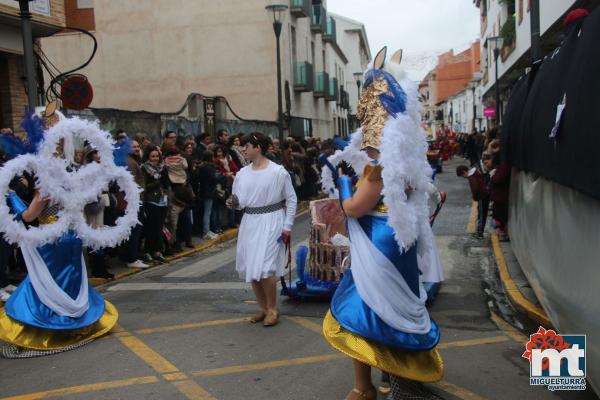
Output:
[357,77,389,150]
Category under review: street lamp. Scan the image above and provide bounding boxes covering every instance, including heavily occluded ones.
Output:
[353,72,362,98]
[469,80,479,133]
[15,0,37,109]
[265,3,288,143]
[352,72,362,130]
[487,36,504,127]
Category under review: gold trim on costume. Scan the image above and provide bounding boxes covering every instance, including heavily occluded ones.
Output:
[357,78,389,150]
[0,301,119,350]
[38,215,59,225]
[322,311,444,382]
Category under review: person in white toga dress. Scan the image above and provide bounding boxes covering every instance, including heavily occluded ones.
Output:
[230,133,297,327]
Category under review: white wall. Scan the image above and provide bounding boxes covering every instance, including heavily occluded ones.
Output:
[480,0,576,96]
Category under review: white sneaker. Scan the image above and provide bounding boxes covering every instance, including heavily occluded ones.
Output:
[202,231,218,240]
[0,289,10,302]
[128,260,150,269]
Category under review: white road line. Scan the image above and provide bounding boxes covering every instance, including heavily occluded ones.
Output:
[107,282,250,291]
[166,247,237,278]
[165,240,309,279]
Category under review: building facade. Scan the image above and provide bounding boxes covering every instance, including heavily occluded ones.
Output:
[329,12,371,133]
[0,0,66,131]
[475,0,587,125]
[40,0,370,139]
[419,42,480,136]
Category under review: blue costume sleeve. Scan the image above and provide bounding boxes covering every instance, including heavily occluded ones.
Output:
[7,192,28,221]
[338,175,353,209]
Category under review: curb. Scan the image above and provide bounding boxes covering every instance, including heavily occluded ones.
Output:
[490,233,553,328]
[89,202,312,288]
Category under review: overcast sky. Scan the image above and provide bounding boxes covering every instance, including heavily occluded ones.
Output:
[327,0,481,81]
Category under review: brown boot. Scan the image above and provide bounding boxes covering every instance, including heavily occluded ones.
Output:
[263,309,279,327]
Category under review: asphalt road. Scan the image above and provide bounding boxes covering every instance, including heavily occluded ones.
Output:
[1,158,598,400]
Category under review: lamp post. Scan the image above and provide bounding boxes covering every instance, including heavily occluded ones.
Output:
[469,80,478,133]
[353,72,362,99]
[487,36,504,127]
[265,4,288,143]
[15,0,37,109]
[352,72,362,131]
[530,0,541,62]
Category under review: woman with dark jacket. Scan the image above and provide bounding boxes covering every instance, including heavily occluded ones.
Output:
[141,146,170,262]
[175,143,197,249]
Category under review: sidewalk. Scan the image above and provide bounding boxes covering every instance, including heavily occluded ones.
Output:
[490,233,553,328]
[88,200,313,288]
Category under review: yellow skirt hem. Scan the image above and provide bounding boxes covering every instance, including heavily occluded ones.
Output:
[0,301,118,351]
[322,310,444,383]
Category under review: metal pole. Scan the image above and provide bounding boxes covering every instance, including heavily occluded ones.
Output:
[17,0,37,109]
[494,48,501,127]
[530,0,541,62]
[472,86,476,133]
[355,81,360,131]
[273,21,284,143]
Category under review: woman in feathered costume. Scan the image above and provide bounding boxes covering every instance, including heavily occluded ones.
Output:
[0,103,139,357]
[321,48,444,399]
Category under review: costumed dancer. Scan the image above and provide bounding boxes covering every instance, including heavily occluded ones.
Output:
[321,48,444,400]
[229,133,297,327]
[0,104,140,357]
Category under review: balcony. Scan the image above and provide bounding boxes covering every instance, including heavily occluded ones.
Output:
[294,62,314,92]
[290,0,311,18]
[340,88,350,110]
[313,72,329,98]
[323,16,336,43]
[311,4,327,33]
[326,77,339,102]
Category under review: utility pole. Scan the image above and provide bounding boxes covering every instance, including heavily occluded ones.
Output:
[16,0,37,109]
[530,0,541,62]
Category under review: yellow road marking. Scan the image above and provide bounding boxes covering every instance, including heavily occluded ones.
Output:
[285,316,323,334]
[438,335,509,349]
[433,380,488,400]
[135,317,247,335]
[171,380,217,400]
[491,234,553,328]
[0,376,159,400]
[192,354,344,377]
[163,372,189,382]
[490,311,529,344]
[118,335,179,374]
[466,201,478,233]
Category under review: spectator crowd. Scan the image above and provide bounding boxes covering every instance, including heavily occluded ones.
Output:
[0,126,335,291]
[455,127,510,241]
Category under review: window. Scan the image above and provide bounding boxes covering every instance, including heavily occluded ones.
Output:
[311,41,315,65]
[77,0,94,8]
[291,26,297,65]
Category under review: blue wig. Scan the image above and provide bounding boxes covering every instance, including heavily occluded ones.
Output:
[362,69,407,118]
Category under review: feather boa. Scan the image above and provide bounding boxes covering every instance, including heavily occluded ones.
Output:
[320,129,370,197]
[0,117,141,250]
[320,74,434,256]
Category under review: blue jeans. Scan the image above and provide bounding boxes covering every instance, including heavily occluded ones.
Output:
[202,199,213,234]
